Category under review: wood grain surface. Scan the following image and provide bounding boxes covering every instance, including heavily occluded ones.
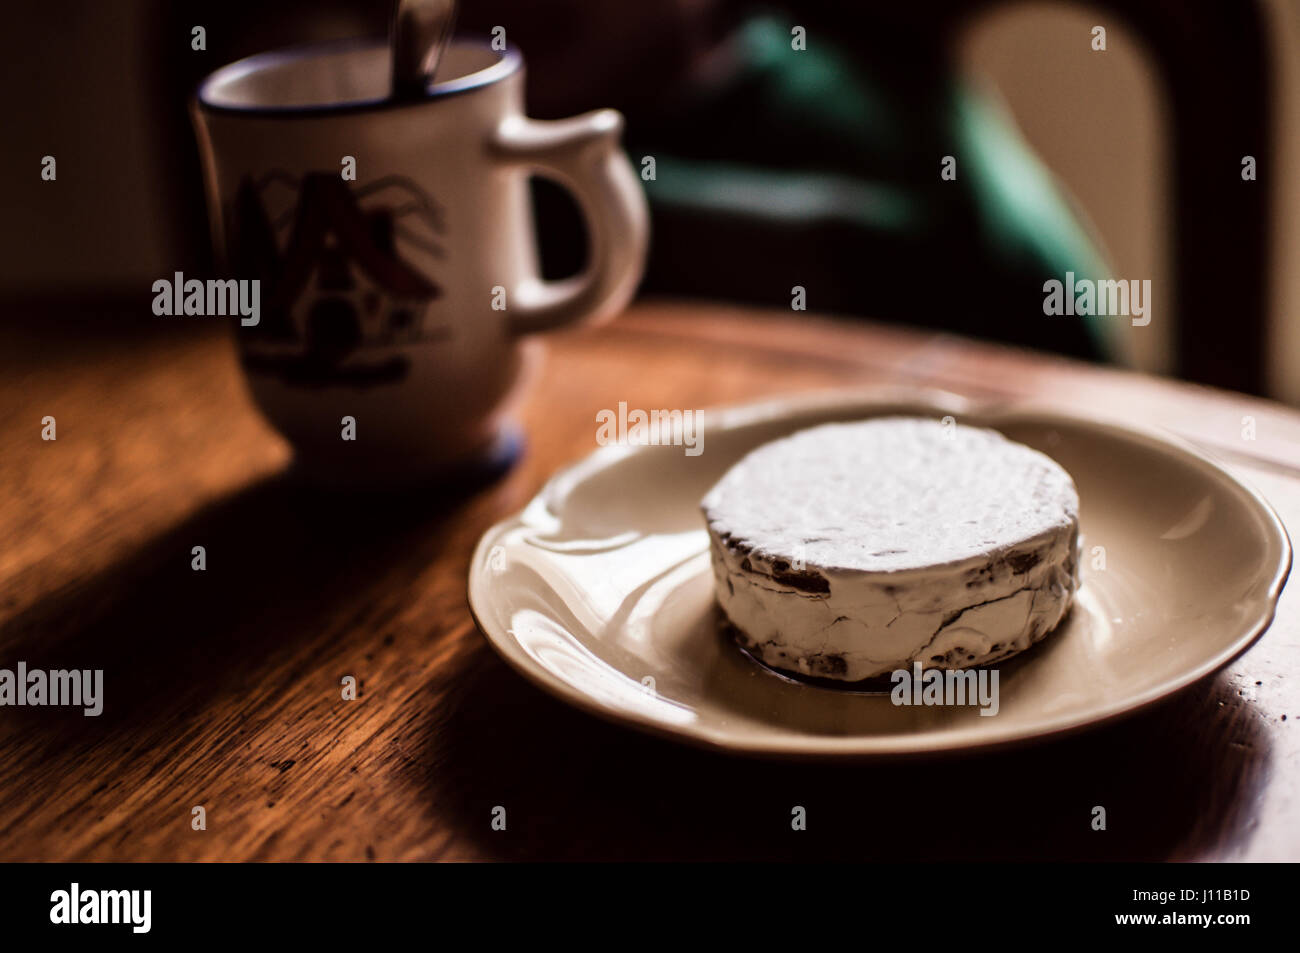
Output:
[0,300,1296,861]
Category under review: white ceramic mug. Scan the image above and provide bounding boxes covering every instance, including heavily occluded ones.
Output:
[192,38,649,485]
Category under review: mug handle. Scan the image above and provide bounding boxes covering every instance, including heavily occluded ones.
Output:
[490,109,650,336]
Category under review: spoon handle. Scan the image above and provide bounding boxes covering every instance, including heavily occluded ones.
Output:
[391,0,458,100]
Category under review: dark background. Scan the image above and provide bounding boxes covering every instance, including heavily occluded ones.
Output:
[1,0,1295,395]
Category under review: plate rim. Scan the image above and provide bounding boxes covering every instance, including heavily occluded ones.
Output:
[468,387,1293,759]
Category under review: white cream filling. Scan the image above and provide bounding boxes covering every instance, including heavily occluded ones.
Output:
[710,527,1078,681]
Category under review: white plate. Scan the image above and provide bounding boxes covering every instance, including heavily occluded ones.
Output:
[468,390,1291,757]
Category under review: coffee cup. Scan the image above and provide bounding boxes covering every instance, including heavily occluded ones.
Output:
[192,37,649,486]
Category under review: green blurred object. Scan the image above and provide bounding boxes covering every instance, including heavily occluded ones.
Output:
[626,15,1110,360]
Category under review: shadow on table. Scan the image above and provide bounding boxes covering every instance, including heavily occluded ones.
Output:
[0,469,489,765]
[424,643,1271,861]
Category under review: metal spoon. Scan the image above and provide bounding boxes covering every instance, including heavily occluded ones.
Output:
[390,0,459,100]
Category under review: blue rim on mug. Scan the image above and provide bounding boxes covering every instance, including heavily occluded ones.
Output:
[196,36,523,117]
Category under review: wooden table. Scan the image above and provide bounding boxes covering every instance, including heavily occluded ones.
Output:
[1,300,1296,861]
